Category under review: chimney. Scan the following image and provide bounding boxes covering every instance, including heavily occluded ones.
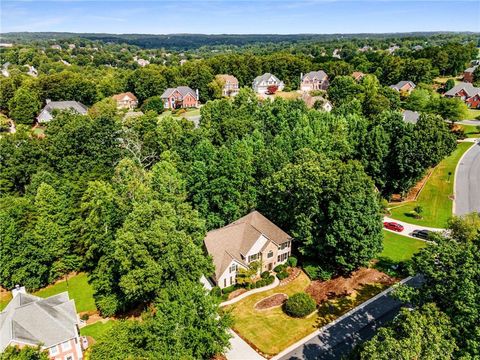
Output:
[12,285,26,298]
[196,89,199,101]
[46,99,51,104]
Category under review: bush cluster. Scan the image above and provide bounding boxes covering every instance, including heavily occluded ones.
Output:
[287,256,298,267]
[276,271,289,280]
[303,264,333,281]
[284,292,317,318]
[249,275,275,289]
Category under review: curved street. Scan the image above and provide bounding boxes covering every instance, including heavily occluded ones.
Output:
[454,141,480,215]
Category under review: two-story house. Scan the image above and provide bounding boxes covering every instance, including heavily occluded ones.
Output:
[445,82,480,109]
[204,211,293,289]
[252,73,284,95]
[389,81,416,93]
[216,74,239,97]
[300,71,329,91]
[160,86,199,109]
[0,286,83,360]
[463,66,477,83]
[112,92,138,110]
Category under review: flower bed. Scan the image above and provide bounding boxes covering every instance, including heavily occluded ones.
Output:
[254,293,287,310]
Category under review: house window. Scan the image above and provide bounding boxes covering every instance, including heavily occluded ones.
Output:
[278,253,288,262]
[64,355,74,360]
[279,242,289,250]
[224,278,227,287]
[230,264,237,273]
[267,250,273,258]
[248,253,259,263]
[230,277,233,285]
[49,346,58,356]
[61,341,72,351]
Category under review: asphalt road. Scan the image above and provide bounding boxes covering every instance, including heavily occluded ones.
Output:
[455,142,480,215]
[278,276,423,360]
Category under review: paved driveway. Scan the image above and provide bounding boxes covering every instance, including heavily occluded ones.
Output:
[383,216,444,238]
[226,330,265,360]
[454,141,480,215]
[275,276,423,360]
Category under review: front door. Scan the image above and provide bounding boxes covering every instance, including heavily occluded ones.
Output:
[268,263,273,271]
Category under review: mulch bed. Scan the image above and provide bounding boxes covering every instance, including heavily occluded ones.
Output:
[306,268,396,304]
[279,267,301,286]
[227,288,247,300]
[254,293,288,310]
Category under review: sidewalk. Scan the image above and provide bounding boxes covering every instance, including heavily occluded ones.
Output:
[226,330,266,360]
[220,277,279,307]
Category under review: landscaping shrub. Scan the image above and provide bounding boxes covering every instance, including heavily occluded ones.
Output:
[287,256,297,267]
[304,264,333,281]
[222,285,236,295]
[210,286,222,298]
[80,313,90,321]
[276,271,288,280]
[284,292,316,318]
[274,264,287,273]
[261,271,270,279]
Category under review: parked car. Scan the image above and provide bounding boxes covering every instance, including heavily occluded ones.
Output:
[411,229,431,240]
[383,221,404,232]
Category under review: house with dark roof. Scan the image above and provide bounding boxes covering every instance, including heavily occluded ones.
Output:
[252,73,284,95]
[300,71,329,91]
[402,110,420,124]
[0,286,83,359]
[204,211,293,289]
[37,100,88,123]
[390,81,416,93]
[444,82,480,108]
[216,74,239,97]
[160,86,199,109]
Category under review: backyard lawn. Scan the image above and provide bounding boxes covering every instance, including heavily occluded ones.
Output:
[460,124,480,138]
[380,230,427,263]
[389,142,473,228]
[80,320,115,340]
[464,108,480,120]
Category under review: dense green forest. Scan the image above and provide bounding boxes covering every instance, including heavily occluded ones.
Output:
[0,33,478,359]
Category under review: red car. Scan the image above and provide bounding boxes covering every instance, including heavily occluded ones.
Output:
[383,221,404,232]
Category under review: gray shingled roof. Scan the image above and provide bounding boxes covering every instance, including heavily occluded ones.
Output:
[402,110,420,124]
[390,81,416,91]
[0,291,79,351]
[464,66,477,73]
[444,82,480,98]
[160,86,196,99]
[252,73,282,86]
[37,101,88,123]
[302,70,328,81]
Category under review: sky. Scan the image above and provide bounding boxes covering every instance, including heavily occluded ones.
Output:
[1,1,479,35]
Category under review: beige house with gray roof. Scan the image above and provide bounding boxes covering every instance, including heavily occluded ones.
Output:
[204,211,293,289]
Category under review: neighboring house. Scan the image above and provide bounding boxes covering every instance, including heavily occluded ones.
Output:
[387,45,400,54]
[160,86,199,109]
[134,56,150,67]
[412,45,424,51]
[112,92,138,110]
[216,74,239,97]
[252,73,284,95]
[358,45,372,52]
[1,62,10,77]
[0,43,13,48]
[301,93,332,112]
[402,110,420,124]
[463,66,477,83]
[444,82,480,109]
[0,286,83,360]
[352,71,365,82]
[390,81,416,93]
[37,100,88,123]
[68,44,76,50]
[204,211,293,289]
[51,44,62,50]
[332,49,341,59]
[26,65,38,77]
[300,70,329,91]
[60,59,71,66]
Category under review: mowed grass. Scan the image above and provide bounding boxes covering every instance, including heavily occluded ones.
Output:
[464,108,480,120]
[380,230,427,262]
[0,292,12,311]
[460,124,480,138]
[80,320,115,340]
[389,142,473,228]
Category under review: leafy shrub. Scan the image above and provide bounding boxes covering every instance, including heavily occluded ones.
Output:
[276,271,289,280]
[222,285,236,295]
[80,313,90,321]
[284,292,316,318]
[140,96,164,114]
[274,264,287,273]
[303,264,321,280]
[261,271,270,279]
[318,269,333,281]
[210,286,222,298]
[287,256,298,267]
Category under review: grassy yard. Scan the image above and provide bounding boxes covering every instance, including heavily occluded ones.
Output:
[80,320,115,341]
[380,231,427,263]
[158,108,201,119]
[0,292,12,311]
[389,142,473,228]
[460,124,480,138]
[464,109,480,120]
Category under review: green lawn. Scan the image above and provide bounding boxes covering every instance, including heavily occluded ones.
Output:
[460,124,480,138]
[158,107,201,119]
[380,231,427,262]
[80,320,115,341]
[389,142,473,228]
[0,293,12,311]
[464,109,480,120]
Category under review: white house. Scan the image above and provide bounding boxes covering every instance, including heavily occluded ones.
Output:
[252,73,284,95]
[204,211,293,289]
[37,100,88,123]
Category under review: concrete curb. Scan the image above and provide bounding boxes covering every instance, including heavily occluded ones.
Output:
[452,140,477,215]
[270,276,413,360]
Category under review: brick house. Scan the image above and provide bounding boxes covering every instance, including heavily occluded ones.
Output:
[463,66,477,83]
[216,74,239,97]
[112,92,138,110]
[160,86,199,110]
[0,286,83,360]
[300,71,329,91]
[204,211,293,289]
[390,81,416,93]
[445,82,480,108]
